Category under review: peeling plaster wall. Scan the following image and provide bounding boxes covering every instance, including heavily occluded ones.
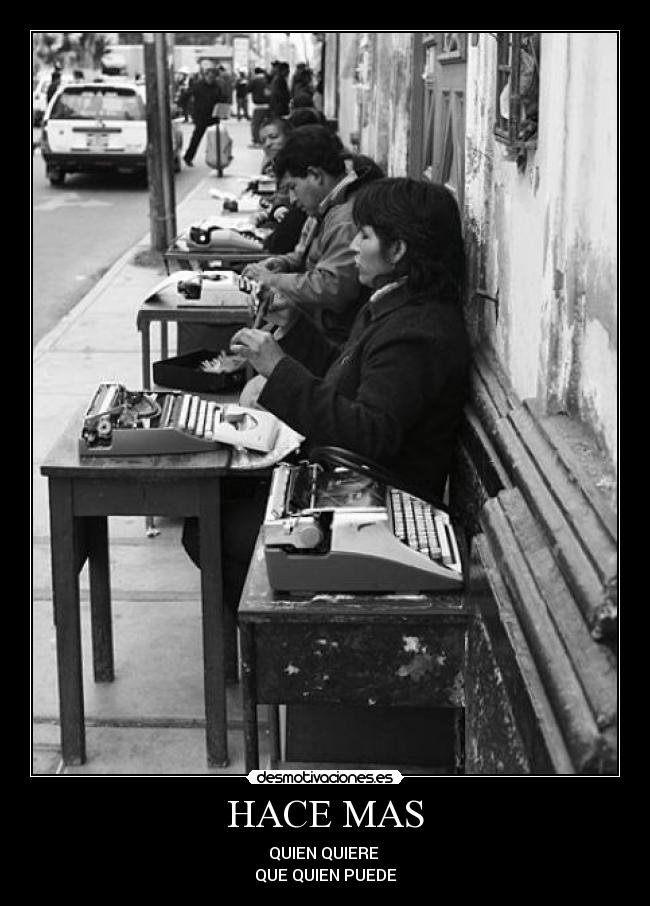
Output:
[538,33,618,465]
[465,34,545,402]
[337,32,413,176]
[338,33,362,150]
[465,32,618,467]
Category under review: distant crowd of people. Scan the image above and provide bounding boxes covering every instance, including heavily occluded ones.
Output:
[173,59,324,158]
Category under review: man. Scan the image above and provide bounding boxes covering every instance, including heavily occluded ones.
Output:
[235,70,250,120]
[183,68,229,167]
[268,61,290,117]
[250,66,270,145]
[243,125,378,345]
[46,68,62,104]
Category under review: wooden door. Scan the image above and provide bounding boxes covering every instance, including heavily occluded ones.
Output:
[411,32,468,209]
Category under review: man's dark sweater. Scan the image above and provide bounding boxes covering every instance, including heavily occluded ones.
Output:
[189,76,228,123]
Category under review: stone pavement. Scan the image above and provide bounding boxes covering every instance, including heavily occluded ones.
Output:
[32,119,273,775]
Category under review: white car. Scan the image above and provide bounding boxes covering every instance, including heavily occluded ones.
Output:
[40,80,183,186]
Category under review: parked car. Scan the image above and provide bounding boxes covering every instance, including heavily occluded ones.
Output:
[40,79,184,186]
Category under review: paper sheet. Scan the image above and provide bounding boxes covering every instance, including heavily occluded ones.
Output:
[229,419,304,470]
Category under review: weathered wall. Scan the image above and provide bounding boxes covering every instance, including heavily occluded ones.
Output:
[335,32,413,175]
[329,31,617,466]
[337,33,362,151]
[465,32,618,467]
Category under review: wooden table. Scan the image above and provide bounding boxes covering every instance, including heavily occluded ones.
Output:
[238,535,472,772]
[40,407,261,768]
[136,294,253,389]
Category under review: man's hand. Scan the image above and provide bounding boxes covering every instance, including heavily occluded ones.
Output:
[242,257,289,281]
[229,328,285,378]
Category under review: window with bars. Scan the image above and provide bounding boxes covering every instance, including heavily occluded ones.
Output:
[494,32,540,164]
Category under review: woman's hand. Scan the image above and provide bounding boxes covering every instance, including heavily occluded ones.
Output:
[272,205,289,223]
[229,328,286,378]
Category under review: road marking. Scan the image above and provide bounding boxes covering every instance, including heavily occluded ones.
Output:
[34,194,113,212]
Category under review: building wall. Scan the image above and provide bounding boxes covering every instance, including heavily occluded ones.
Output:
[335,32,413,175]
[465,31,618,466]
[328,30,617,466]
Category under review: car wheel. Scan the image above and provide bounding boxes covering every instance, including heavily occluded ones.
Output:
[48,167,66,187]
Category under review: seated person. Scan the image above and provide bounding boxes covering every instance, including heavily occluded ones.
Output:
[183,178,470,672]
[242,125,381,346]
[286,107,328,128]
[233,177,470,502]
[255,115,307,255]
[259,115,289,177]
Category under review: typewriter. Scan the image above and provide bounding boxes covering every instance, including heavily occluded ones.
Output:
[79,382,280,457]
[263,448,464,593]
[186,217,265,252]
[143,269,254,310]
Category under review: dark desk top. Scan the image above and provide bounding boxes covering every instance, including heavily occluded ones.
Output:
[40,402,271,480]
[239,534,470,622]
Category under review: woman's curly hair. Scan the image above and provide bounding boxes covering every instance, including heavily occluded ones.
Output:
[352,177,465,302]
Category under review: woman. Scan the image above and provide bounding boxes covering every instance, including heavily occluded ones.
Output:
[182,178,470,674]
[231,177,470,503]
[255,116,308,255]
[258,115,289,177]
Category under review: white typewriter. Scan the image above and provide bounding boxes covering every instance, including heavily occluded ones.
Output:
[186,217,265,252]
[143,269,253,309]
[263,449,464,593]
[79,382,279,457]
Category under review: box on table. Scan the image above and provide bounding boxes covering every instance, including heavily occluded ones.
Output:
[153,348,247,394]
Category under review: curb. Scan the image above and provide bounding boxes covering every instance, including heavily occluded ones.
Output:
[33,174,214,362]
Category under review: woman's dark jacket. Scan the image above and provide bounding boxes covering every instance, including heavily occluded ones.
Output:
[258,282,470,502]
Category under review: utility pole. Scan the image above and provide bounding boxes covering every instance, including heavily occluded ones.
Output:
[143,32,177,252]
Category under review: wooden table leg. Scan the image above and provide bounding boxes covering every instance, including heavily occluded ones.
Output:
[268,705,281,767]
[453,707,466,775]
[86,516,114,683]
[140,323,151,389]
[199,478,228,767]
[161,322,169,361]
[48,478,86,765]
[239,622,259,772]
[141,326,156,536]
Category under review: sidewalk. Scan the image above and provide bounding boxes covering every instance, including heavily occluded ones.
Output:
[32,120,273,775]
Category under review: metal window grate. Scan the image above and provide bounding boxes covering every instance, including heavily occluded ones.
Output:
[494,32,540,158]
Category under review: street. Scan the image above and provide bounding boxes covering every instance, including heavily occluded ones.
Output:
[32,121,210,346]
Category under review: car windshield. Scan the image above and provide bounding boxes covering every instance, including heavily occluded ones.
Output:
[50,86,145,121]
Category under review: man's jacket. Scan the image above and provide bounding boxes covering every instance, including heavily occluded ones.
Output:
[269,170,371,344]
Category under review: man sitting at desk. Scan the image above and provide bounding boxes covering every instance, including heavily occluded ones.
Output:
[242,125,381,347]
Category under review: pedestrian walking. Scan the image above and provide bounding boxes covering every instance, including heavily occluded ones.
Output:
[250,66,271,144]
[46,68,62,104]
[183,68,230,167]
[235,71,251,120]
